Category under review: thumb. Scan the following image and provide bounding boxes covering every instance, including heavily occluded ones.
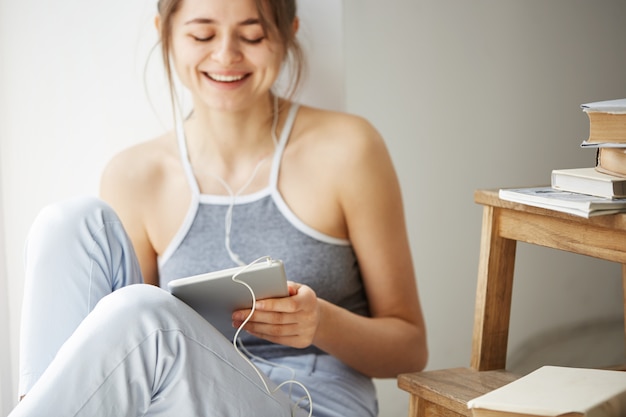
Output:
[287,281,301,296]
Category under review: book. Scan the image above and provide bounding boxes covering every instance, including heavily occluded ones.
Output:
[498,186,626,218]
[580,98,626,145]
[467,366,626,417]
[551,167,626,199]
[596,147,626,178]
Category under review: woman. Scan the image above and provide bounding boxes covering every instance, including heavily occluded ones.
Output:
[12,0,427,415]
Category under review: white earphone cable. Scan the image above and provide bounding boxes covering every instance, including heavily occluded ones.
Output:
[172,92,312,416]
[231,257,313,417]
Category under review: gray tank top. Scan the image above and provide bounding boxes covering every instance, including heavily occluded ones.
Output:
[158,103,370,358]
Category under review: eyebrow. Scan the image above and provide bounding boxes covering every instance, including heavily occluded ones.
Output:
[184,18,262,26]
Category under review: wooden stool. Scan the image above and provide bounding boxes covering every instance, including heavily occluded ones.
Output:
[398,189,626,417]
[398,368,518,417]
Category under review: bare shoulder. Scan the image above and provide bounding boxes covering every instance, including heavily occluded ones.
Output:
[100,132,177,202]
[296,105,383,148]
[292,105,388,172]
[281,104,397,238]
[99,130,186,236]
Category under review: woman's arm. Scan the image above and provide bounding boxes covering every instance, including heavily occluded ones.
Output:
[99,145,160,286]
[234,115,428,378]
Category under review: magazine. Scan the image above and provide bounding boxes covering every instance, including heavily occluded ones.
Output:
[498,186,626,218]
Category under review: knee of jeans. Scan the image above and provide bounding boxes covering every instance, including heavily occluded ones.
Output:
[27,196,119,245]
[95,284,178,324]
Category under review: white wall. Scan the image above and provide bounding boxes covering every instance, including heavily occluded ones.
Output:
[344,1,626,414]
[2,1,626,417]
[0,168,11,417]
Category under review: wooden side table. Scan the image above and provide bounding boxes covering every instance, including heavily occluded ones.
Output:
[398,188,626,417]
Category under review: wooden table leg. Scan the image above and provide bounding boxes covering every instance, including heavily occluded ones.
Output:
[409,395,466,417]
[408,394,420,417]
[471,206,517,371]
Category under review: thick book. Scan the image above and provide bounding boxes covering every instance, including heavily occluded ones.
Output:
[467,366,626,417]
[498,186,626,218]
[551,167,626,199]
[581,98,626,145]
[596,147,626,178]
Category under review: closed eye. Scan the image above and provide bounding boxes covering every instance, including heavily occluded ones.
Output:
[192,35,215,42]
[242,36,264,44]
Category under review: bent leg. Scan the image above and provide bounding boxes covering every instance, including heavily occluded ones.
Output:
[11,285,304,417]
[19,197,143,395]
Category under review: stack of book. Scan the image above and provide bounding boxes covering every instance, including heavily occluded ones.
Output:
[499,98,626,218]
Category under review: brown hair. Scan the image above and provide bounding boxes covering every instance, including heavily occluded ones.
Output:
[156,0,304,100]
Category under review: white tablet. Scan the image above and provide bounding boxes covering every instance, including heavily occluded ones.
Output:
[167,259,289,339]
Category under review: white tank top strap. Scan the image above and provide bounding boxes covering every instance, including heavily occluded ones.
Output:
[176,116,201,197]
[158,117,201,268]
[269,102,300,190]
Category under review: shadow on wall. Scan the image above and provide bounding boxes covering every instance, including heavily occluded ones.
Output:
[507,317,625,375]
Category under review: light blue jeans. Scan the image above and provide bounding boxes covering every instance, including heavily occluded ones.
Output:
[11,197,378,417]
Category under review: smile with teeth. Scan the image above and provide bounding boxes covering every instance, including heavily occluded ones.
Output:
[206,73,247,83]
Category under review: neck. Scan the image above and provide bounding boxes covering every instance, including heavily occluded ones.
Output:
[180,95,283,194]
[184,95,278,163]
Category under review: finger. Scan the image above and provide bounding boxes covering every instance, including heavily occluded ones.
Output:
[237,310,318,335]
[247,333,305,347]
[287,281,300,296]
[244,321,301,337]
[245,327,314,349]
[233,309,298,327]
[255,295,299,313]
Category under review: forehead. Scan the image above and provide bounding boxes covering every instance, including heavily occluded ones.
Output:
[174,0,263,24]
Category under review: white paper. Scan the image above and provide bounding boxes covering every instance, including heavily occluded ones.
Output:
[581,98,626,114]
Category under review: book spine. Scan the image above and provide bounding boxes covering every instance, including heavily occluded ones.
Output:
[597,147,626,178]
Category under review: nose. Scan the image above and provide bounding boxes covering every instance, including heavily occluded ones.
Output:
[212,35,242,65]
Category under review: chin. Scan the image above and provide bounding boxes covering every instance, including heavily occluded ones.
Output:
[198,94,270,113]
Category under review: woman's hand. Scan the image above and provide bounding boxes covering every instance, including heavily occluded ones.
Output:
[232,281,321,349]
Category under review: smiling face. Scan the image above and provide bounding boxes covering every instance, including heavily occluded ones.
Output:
[164,0,288,112]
